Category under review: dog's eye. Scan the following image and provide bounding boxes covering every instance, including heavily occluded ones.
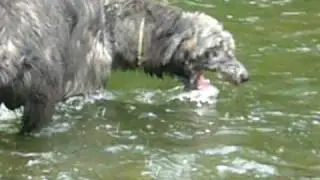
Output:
[184,51,189,59]
[212,51,218,57]
[204,51,211,58]
[204,51,218,58]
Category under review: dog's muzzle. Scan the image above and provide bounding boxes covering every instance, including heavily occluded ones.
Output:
[236,65,249,84]
[217,60,249,85]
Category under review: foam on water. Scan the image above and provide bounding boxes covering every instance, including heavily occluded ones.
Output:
[169,85,220,107]
[0,85,219,135]
[0,85,219,120]
[0,104,22,121]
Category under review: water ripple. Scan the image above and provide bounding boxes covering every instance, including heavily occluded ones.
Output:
[217,158,278,177]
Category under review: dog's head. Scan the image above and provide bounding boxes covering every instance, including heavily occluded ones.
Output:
[167,12,249,90]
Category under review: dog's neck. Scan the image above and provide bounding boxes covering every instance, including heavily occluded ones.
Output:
[106,0,186,73]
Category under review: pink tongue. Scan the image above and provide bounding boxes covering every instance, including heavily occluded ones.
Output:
[196,73,211,90]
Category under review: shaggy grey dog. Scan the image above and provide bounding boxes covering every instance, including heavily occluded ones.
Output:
[105,0,249,90]
[0,0,112,135]
[0,0,248,135]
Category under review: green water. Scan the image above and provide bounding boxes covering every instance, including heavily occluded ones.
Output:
[1,0,320,179]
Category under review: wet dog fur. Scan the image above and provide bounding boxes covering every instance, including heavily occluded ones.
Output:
[0,0,112,135]
[105,0,249,90]
[0,0,249,135]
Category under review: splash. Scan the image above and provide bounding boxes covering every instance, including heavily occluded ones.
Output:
[0,85,219,121]
[169,85,220,107]
[0,104,22,121]
[107,85,220,107]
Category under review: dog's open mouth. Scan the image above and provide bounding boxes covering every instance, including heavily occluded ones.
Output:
[195,72,211,90]
[180,72,213,91]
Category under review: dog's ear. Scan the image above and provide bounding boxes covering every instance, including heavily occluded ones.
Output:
[147,28,193,67]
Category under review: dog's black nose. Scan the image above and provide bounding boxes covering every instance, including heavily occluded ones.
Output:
[239,73,249,83]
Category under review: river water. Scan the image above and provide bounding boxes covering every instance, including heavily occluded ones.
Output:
[0,0,320,179]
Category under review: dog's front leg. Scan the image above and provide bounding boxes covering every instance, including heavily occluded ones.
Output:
[19,98,56,135]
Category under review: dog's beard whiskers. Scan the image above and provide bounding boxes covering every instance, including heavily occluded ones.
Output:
[218,66,241,84]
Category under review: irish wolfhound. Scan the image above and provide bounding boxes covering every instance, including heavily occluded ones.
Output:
[0,0,249,135]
